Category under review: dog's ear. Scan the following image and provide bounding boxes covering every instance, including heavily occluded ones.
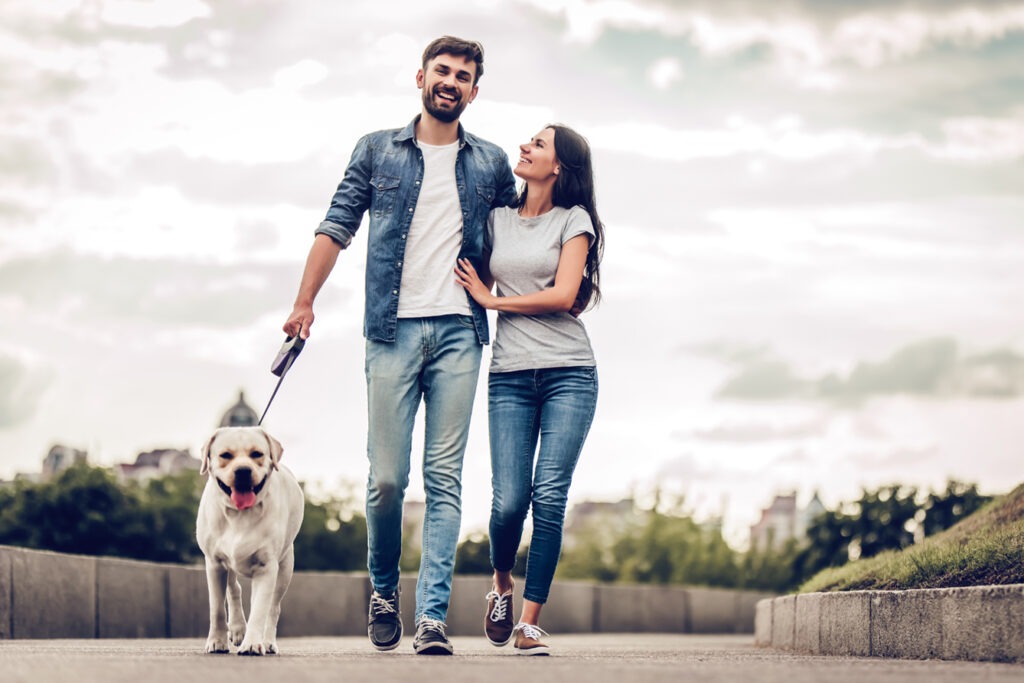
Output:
[200,429,220,475]
[262,429,283,470]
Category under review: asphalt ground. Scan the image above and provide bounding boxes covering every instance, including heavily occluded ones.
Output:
[2,634,1022,683]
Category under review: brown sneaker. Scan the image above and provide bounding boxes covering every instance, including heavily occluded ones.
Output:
[513,622,550,656]
[484,586,515,646]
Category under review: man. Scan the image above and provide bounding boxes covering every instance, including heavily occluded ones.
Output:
[283,36,516,655]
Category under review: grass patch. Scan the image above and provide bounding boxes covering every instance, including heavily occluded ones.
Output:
[800,482,1024,593]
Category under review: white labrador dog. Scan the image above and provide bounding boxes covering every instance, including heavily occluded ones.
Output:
[197,426,304,655]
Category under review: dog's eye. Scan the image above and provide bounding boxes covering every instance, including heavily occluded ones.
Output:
[219,452,233,460]
[251,451,264,459]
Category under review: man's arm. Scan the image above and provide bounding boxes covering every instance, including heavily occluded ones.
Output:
[283,135,374,339]
[316,134,374,248]
[494,150,518,208]
[284,234,342,339]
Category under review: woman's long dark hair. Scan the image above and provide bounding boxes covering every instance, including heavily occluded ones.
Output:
[517,124,604,311]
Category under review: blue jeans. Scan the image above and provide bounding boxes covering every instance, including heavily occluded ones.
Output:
[488,366,598,604]
[364,315,482,622]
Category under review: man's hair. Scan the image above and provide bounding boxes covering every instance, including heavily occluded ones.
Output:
[422,36,485,83]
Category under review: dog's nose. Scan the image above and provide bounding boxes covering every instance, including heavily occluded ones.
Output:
[233,467,253,491]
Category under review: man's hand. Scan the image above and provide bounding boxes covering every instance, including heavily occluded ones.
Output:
[284,303,314,340]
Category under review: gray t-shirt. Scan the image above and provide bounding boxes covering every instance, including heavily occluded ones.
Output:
[486,205,597,373]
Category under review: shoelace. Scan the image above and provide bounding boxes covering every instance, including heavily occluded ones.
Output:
[370,592,397,616]
[485,589,510,622]
[513,623,548,641]
[418,617,447,636]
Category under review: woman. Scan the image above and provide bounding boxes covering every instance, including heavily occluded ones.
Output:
[454,124,604,655]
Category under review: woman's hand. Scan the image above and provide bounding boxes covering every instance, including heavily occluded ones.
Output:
[455,258,496,309]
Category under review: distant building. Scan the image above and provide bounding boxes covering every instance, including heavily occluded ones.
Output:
[749,491,825,551]
[219,390,259,428]
[117,389,254,481]
[41,445,88,481]
[117,448,201,482]
[563,497,636,549]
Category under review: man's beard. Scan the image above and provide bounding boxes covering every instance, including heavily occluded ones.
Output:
[422,86,466,123]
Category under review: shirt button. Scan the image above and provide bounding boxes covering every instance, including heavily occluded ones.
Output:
[408,207,413,213]
[393,290,398,295]
[415,181,420,185]
[401,234,407,239]
[397,261,402,266]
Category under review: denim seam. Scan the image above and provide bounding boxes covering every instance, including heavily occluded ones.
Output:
[417,504,430,622]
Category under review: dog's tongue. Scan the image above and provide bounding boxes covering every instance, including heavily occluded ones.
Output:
[231,490,257,510]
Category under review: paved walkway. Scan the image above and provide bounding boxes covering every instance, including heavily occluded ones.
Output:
[2,635,1022,683]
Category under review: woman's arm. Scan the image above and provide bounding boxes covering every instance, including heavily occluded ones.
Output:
[455,234,589,315]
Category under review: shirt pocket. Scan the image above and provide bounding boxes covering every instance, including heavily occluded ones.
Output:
[470,183,496,231]
[475,183,496,206]
[371,174,401,218]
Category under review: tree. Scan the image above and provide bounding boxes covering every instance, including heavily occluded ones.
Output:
[0,464,153,559]
[794,507,854,579]
[557,494,740,587]
[738,537,803,593]
[136,470,205,563]
[292,489,368,571]
[921,480,992,536]
[850,484,919,559]
[455,534,528,575]
[454,534,491,574]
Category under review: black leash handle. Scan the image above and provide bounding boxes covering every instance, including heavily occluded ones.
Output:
[258,336,305,426]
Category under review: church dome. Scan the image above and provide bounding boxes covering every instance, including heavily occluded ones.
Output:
[219,390,259,427]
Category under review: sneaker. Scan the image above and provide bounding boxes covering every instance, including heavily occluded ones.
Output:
[484,586,515,646]
[367,589,402,651]
[413,617,454,655]
[513,622,550,656]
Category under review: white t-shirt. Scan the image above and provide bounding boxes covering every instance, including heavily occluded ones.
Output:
[397,140,472,318]
[486,205,597,373]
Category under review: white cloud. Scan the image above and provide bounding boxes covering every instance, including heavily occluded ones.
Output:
[648,56,682,90]
[586,117,915,163]
[517,0,664,43]
[0,185,320,264]
[519,1,1024,88]
[272,59,329,91]
[586,111,1024,165]
[832,6,1024,68]
[98,0,211,28]
[930,114,1024,162]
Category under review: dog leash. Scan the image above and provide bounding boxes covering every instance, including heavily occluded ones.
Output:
[258,335,306,426]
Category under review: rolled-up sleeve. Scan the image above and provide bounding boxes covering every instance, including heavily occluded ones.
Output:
[315,134,373,249]
[493,152,517,209]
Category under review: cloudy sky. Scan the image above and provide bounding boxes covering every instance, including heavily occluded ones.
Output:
[2,0,1023,545]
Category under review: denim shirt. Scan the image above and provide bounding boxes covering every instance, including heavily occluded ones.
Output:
[315,116,517,344]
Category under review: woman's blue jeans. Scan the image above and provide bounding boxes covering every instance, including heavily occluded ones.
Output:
[487,365,598,604]
[364,315,482,623]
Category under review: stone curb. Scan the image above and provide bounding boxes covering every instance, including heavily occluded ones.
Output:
[0,545,773,638]
[754,584,1024,663]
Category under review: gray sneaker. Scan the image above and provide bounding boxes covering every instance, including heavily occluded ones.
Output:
[367,589,402,651]
[413,617,453,655]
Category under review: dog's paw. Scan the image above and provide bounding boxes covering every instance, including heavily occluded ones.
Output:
[265,641,278,655]
[228,622,246,646]
[237,638,266,656]
[204,635,231,654]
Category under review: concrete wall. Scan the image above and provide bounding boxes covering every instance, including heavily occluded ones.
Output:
[0,545,773,639]
[754,585,1024,663]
